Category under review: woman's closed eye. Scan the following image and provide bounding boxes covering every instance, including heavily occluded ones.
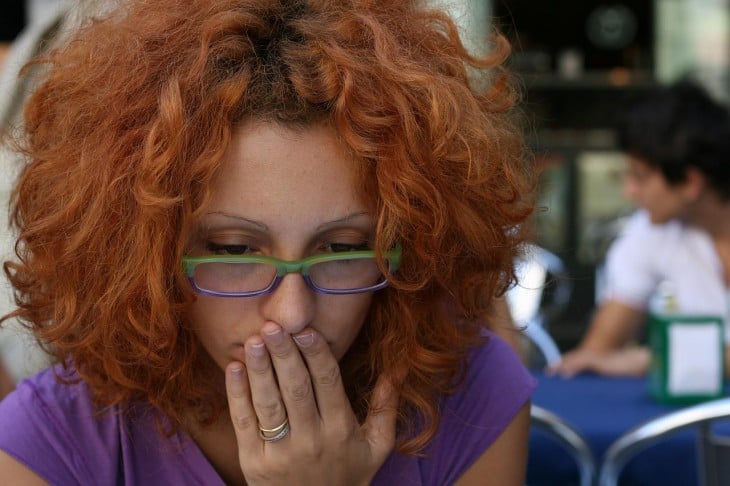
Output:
[324,242,371,253]
[205,242,253,255]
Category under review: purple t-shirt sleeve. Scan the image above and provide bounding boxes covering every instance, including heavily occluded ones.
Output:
[0,366,226,485]
[373,331,536,485]
[0,368,119,484]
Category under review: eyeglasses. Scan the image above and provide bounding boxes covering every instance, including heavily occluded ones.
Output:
[182,245,402,297]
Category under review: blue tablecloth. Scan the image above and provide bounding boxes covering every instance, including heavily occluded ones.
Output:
[527,371,730,486]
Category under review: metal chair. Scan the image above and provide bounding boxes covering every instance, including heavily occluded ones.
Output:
[598,397,730,486]
[508,244,572,367]
[530,404,596,486]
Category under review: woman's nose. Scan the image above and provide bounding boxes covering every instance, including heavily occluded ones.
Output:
[259,273,316,335]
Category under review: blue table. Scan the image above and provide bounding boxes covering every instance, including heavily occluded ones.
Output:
[527,371,730,486]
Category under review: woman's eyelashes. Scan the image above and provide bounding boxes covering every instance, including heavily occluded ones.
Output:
[205,242,253,255]
[201,238,372,256]
[323,242,371,253]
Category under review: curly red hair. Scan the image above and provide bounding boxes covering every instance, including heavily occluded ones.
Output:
[3,0,534,454]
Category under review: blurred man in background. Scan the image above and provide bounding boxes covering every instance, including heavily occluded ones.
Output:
[551,81,730,378]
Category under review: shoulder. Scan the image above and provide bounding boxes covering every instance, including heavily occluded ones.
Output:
[453,330,536,420]
[608,211,706,268]
[606,210,682,264]
[0,365,225,484]
[438,331,536,443]
[617,210,678,241]
[437,332,534,475]
[409,332,535,484]
[0,365,119,483]
[1,365,102,432]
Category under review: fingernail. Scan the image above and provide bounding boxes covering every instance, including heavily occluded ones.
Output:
[263,327,284,345]
[230,365,243,379]
[293,332,314,348]
[247,342,266,357]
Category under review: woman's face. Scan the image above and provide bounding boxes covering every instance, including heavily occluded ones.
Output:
[187,121,375,371]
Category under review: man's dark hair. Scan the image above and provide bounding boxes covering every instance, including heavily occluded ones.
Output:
[617,80,730,199]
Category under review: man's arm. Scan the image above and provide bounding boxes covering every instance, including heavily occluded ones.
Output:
[548,300,650,377]
[578,300,646,351]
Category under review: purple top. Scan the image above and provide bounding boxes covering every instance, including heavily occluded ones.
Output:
[0,331,534,485]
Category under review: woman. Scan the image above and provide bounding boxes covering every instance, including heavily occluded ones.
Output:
[0,0,536,484]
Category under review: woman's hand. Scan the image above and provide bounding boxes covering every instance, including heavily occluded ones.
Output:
[225,323,398,485]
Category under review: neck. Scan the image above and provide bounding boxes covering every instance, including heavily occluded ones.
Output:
[685,197,730,240]
[685,196,730,286]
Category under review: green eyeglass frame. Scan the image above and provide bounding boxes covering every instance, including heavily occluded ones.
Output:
[182,244,402,297]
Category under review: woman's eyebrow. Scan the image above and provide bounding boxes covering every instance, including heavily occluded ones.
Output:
[203,211,370,232]
[205,211,269,231]
[316,211,371,231]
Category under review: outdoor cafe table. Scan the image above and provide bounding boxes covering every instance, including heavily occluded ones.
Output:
[527,371,730,486]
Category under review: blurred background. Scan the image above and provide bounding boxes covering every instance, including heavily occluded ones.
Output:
[434,0,729,353]
[1,0,729,355]
[493,0,729,351]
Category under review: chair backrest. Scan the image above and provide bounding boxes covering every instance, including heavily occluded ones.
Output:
[598,397,730,486]
[508,244,572,367]
[698,421,730,486]
[531,404,596,486]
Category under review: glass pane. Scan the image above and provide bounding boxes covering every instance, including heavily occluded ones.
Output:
[309,258,383,290]
[194,262,276,292]
[577,150,635,263]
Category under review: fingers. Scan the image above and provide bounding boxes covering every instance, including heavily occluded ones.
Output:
[243,335,290,436]
[231,323,396,435]
[546,350,595,378]
[259,323,319,436]
[236,323,345,449]
[545,360,575,378]
[225,361,261,457]
[549,361,584,378]
[289,328,399,463]
[291,328,352,426]
[226,326,400,480]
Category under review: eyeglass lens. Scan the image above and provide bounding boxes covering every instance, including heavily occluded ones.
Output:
[192,257,385,293]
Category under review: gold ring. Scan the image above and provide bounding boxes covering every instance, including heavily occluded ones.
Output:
[259,418,290,442]
[258,417,289,436]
